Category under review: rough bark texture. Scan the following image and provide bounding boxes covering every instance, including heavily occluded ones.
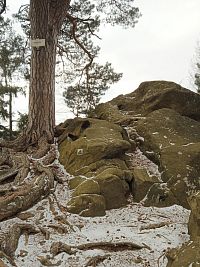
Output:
[0,141,58,221]
[25,0,69,145]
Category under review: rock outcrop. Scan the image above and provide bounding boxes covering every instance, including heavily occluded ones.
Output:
[95,80,200,121]
[135,108,200,208]
[93,81,200,209]
[58,80,200,217]
[58,118,133,216]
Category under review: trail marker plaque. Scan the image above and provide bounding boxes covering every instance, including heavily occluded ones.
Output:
[31,39,45,47]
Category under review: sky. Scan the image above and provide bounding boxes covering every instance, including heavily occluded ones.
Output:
[2,0,200,123]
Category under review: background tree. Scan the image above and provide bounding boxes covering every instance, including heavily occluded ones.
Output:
[16,3,122,118]
[1,0,140,150]
[63,62,122,117]
[17,112,28,132]
[194,48,200,93]
[0,0,6,15]
[0,0,141,234]
[0,16,26,139]
[0,83,8,120]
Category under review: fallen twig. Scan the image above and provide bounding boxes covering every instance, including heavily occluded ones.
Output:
[140,221,172,231]
[84,254,110,267]
[50,241,145,257]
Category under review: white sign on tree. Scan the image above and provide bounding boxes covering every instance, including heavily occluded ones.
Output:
[30,39,45,47]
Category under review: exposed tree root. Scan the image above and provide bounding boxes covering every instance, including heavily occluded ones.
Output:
[37,256,61,266]
[0,137,69,266]
[140,221,172,231]
[32,136,51,159]
[76,241,145,251]
[0,223,39,257]
[0,250,17,267]
[0,169,18,184]
[41,146,57,166]
[47,224,69,234]
[84,254,110,267]
[48,194,75,231]
[38,226,51,240]
[13,153,30,185]
[0,133,31,152]
[50,241,145,257]
[50,242,75,256]
[0,162,54,221]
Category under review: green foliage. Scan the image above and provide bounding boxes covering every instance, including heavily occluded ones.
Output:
[195,62,200,93]
[0,82,8,120]
[0,16,26,138]
[17,112,28,132]
[96,0,140,27]
[0,17,26,81]
[63,62,122,116]
[15,0,140,117]
[0,0,6,15]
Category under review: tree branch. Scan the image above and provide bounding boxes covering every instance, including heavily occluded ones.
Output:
[65,12,94,69]
[0,0,6,15]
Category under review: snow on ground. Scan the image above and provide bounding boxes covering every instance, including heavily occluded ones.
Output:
[0,145,191,267]
[126,148,162,180]
[0,175,190,267]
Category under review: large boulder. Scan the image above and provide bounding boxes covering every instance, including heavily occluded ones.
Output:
[58,81,200,215]
[67,194,106,217]
[132,167,161,202]
[166,191,200,267]
[166,240,200,267]
[105,80,200,122]
[59,118,131,175]
[135,108,200,208]
[94,167,130,209]
[72,179,100,197]
[58,118,133,215]
[188,192,200,239]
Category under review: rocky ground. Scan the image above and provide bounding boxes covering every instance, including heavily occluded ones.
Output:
[0,80,200,266]
[0,160,190,267]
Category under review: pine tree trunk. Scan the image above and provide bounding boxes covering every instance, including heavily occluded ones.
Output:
[25,0,69,145]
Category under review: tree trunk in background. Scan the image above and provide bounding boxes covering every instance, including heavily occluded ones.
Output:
[25,0,69,145]
[9,91,12,140]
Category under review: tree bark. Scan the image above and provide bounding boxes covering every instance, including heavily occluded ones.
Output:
[25,0,69,145]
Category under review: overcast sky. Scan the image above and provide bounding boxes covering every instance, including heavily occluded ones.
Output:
[4,0,200,123]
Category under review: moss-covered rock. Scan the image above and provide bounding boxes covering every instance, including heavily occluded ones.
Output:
[142,183,179,207]
[58,118,131,214]
[72,179,100,197]
[166,240,200,267]
[75,158,129,177]
[67,194,106,217]
[94,170,128,209]
[93,102,128,123]
[107,80,200,122]
[188,191,200,239]
[68,176,87,190]
[132,167,160,202]
[59,118,131,175]
[135,108,200,208]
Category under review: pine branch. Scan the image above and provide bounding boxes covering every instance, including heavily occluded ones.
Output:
[65,12,94,69]
[0,0,6,15]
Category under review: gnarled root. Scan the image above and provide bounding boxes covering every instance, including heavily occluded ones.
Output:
[0,223,39,257]
[0,162,54,221]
